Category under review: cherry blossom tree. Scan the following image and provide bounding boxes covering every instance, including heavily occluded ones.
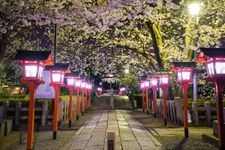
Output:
[0,0,224,87]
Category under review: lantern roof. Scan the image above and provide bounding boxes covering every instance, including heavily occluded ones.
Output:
[15,50,51,61]
[197,48,225,63]
[156,71,172,75]
[199,48,225,57]
[45,63,70,72]
[65,72,80,78]
[171,62,195,72]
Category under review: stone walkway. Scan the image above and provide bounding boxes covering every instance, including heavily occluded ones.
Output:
[63,110,162,150]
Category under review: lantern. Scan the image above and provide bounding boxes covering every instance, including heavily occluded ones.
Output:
[150,77,158,118]
[150,78,158,87]
[139,81,145,112]
[143,80,150,115]
[65,73,79,127]
[75,79,82,88]
[80,81,86,115]
[45,63,70,140]
[66,76,76,87]
[74,78,81,120]
[157,72,170,126]
[171,62,195,138]
[159,75,170,86]
[171,62,195,85]
[119,87,126,96]
[15,50,51,150]
[15,50,51,82]
[140,82,145,90]
[197,47,225,149]
[144,80,150,88]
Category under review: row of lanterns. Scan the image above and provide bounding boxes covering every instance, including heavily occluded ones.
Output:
[140,47,225,149]
[15,50,93,150]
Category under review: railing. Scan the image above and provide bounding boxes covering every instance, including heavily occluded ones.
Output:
[191,101,217,126]
[155,98,183,125]
[155,98,218,126]
[0,97,82,130]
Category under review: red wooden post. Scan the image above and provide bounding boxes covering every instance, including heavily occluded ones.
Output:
[182,83,189,137]
[53,86,60,140]
[215,82,225,149]
[152,87,157,118]
[81,89,85,116]
[26,82,39,150]
[68,87,73,127]
[76,89,80,120]
[162,85,167,126]
[146,88,149,115]
[142,90,145,112]
[88,90,91,109]
[85,89,88,113]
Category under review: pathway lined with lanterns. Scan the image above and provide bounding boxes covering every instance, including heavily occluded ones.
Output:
[63,110,161,150]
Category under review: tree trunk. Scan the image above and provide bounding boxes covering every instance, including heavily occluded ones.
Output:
[146,21,164,70]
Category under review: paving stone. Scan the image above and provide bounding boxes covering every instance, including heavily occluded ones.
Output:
[63,110,161,150]
[69,140,88,149]
[86,145,104,150]
[122,141,141,150]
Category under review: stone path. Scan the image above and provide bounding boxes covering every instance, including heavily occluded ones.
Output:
[63,110,162,150]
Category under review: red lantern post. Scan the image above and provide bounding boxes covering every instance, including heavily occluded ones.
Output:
[140,81,145,112]
[197,48,225,149]
[81,81,86,116]
[15,50,51,150]
[171,62,195,137]
[65,73,79,127]
[150,77,158,118]
[87,83,92,110]
[144,80,150,115]
[46,63,70,140]
[74,79,81,120]
[85,83,88,113]
[158,73,170,126]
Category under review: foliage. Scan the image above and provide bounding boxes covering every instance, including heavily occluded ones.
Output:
[0,0,224,89]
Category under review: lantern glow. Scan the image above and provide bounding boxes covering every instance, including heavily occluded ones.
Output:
[75,80,81,87]
[144,80,150,88]
[51,71,64,83]
[206,58,225,75]
[159,76,169,85]
[97,87,102,91]
[150,78,158,87]
[140,82,145,89]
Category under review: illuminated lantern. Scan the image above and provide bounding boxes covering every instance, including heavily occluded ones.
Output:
[140,81,145,112]
[197,48,225,149]
[74,78,81,120]
[97,87,102,96]
[80,81,86,115]
[171,62,195,138]
[65,73,79,127]
[150,77,158,118]
[144,80,150,115]
[158,72,170,126]
[45,63,70,140]
[15,50,51,150]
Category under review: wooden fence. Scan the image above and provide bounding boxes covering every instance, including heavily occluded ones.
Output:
[0,97,82,131]
[191,101,217,126]
[155,97,184,125]
[155,98,218,126]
